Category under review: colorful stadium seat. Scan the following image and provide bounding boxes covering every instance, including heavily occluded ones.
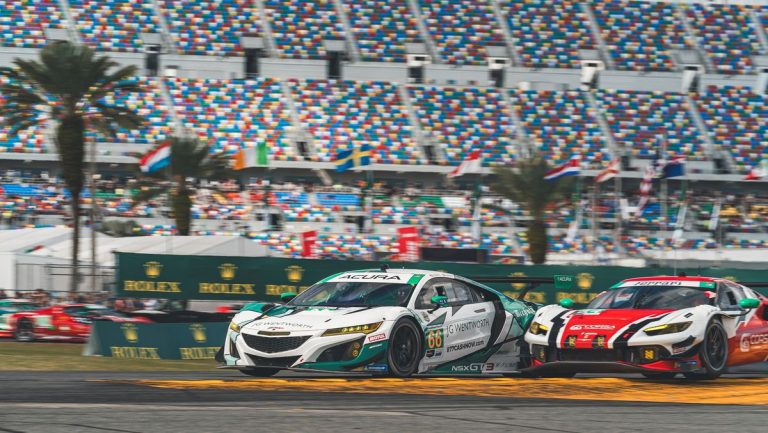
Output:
[502,0,594,69]
[165,77,297,160]
[342,0,420,63]
[419,0,505,65]
[409,85,516,166]
[290,79,422,164]
[160,0,261,56]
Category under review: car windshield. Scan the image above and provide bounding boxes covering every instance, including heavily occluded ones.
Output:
[587,286,713,310]
[289,281,415,307]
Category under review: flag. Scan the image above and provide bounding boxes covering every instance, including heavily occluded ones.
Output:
[595,158,620,183]
[544,155,581,181]
[448,150,482,178]
[139,142,171,173]
[660,155,686,179]
[234,142,268,170]
[335,144,372,173]
[635,164,656,216]
[397,226,420,262]
[744,160,767,180]
[301,230,317,258]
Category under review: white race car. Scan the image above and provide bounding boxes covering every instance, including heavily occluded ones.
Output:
[216,268,539,377]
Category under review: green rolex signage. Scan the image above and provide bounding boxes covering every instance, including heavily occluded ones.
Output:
[116,252,768,304]
[85,321,228,360]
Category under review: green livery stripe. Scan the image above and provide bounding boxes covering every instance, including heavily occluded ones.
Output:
[408,274,425,285]
[298,341,388,372]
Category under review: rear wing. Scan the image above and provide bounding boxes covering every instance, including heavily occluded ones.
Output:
[470,275,574,300]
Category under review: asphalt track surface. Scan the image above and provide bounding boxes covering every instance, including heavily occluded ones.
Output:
[1,371,767,433]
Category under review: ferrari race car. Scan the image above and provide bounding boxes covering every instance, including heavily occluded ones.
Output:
[525,275,768,379]
[0,299,37,337]
[8,304,152,342]
[217,268,539,377]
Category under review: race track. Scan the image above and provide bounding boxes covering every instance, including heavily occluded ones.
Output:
[1,371,767,433]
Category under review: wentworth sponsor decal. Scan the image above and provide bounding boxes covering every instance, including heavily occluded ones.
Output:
[446,339,485,353]
[447,318,490,335]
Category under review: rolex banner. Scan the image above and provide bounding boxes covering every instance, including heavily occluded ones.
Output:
[84,321,228,360]
[115,252,768,304]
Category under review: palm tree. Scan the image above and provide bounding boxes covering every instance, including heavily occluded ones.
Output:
[0,42,144,291]
[491,156,575,264]
[133,136,232,235]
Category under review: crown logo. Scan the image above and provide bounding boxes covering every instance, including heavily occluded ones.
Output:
[121,323,138,343]
[285,265,304,283]
[144,261,162,279]
[510,271,527,290]
[219,263,237,280]
[189,323,206,343]
[577,272,595,290]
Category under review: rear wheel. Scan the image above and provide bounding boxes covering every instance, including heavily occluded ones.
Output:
[239,368,279,377]
[386,318,422,377]
[642,372,677,379]
[684,320,728,380]
[14,318,34,342]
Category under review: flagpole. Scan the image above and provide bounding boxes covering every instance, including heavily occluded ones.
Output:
[591,182,598,265]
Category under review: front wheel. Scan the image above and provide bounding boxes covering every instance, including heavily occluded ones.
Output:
[685,320,728,380]
[386,318,422,377]
[239,368,279,377]
[14,319,34,342]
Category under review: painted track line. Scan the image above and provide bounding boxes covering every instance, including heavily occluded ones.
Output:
[105,377,768,406]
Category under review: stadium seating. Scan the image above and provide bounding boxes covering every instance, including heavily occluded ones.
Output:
[502,0,594,69]
[409,85,515,166]
[695,86,767,171]
[69,0,159,52]
[686,4,761,74]
[264,0,344,59]
[160,0,260,56]
[596,89,705,160]
[96,77,172,146]
[290,79,421,164]
[165,77,297,160]
[419,0,504,65]
[0,0,65,48]
[510,90,607,167]
[342,0,419,63]
[591,0,687,72]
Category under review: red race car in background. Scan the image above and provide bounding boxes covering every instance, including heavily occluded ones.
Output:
[6,304,151,342]
[525,276,768,379]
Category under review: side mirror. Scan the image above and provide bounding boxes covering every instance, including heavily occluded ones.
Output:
[559,298,574,309]
[739,298,760,310]
[431,295,449,308]
[280,292,297,303]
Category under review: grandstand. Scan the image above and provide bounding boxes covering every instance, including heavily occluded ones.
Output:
[0,0,767,266]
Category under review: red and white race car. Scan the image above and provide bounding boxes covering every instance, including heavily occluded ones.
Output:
[525,276,768,379]
[7,304,151,342]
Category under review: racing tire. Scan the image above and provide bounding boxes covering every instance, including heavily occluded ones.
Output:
[14,318,34,342]
[386,318,422,378]
[641,372,677,379]
[239,368,279,377]
[684,319,728,380]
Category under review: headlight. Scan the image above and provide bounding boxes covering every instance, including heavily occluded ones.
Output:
[529,321,549,335]
[322,322,383,336]
[643,321,692,336]
[229,321,241,333]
